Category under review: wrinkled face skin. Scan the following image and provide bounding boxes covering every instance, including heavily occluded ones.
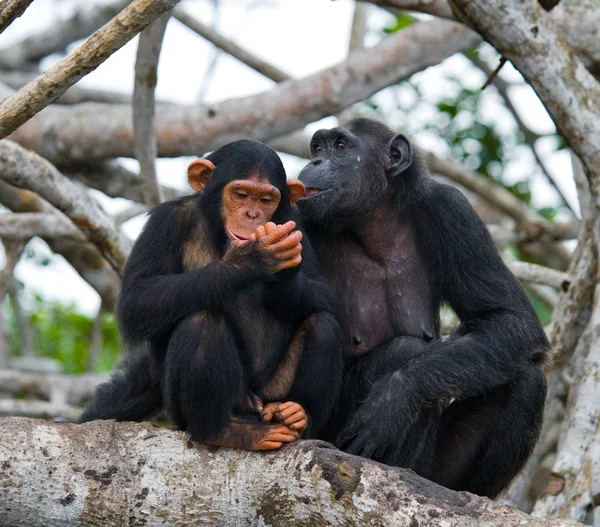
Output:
[296,126,389,226]
[221,176,281,241]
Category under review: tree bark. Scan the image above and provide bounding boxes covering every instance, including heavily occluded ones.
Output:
[0,418,585,527]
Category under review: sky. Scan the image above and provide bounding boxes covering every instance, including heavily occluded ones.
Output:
[0,0,576,315]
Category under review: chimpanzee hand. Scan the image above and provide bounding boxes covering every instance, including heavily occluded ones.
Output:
[260,401,308,435]
[337,371,414,460]
[251,221,303,272]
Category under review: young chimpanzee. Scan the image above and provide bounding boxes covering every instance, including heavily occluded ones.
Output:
[80,140,342,451]
[296,118,549,498]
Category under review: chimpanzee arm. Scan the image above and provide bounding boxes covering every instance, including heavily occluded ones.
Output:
[265,235,332,319]
[339,184,549,456]
[118,201,277,343]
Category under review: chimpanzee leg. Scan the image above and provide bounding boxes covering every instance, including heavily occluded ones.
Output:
[283,312,343,438]
[79,345,162,423]
[165,312,299,450]
[431,363,547,498]
[164,312,244,441]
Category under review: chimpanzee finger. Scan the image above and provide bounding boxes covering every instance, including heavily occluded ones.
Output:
[289,419,307,433]
[253,225,267,240]
[277,254,302,271]
[261,221,296,246]
[264,222,278,235]
[282,411,305,426]
[260,402,281,422]
[277,244,302,261]
[277,403,305,421]
[269,230,303,253]
[260,441,284,450]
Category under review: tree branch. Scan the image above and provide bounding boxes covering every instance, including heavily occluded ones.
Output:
[488,221,580,248]
[133,12,172,206]
[172,6,292,83]
[508,261,569,291]
[0,418,585,527]
[0,181,120,311]
[0,140,131,275]
[7,18,480,164]
[0,0,181,139]
[0,70,133,105]
[0,212,86,241]
[0,0,34,35]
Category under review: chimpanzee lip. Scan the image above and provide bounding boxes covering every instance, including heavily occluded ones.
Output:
[300,188,331,200]
[227,228,251,241]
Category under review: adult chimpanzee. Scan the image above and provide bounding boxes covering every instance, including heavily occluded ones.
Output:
[296,118,549,498]
[80,139,342,451]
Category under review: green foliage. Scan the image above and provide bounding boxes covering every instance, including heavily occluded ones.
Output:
[383,13,415,34]
[8,294,122,374]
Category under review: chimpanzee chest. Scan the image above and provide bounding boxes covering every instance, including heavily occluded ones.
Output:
[319,231,437,357]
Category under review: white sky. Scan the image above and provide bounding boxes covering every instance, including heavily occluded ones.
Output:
[0,0,577,315]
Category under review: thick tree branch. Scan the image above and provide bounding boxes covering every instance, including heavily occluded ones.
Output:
[0,212,86,241]
[448,1,600,184]
[0,140,131,275]
[7,18,480,164]
[0,418,585,527]
[133,12,173,206]
[0,0,180,139]
[0,182,120,311]
[488,221,580,248]
[0,0,34,35]
[173,7,292,84]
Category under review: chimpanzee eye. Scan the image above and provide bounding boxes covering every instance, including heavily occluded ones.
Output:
[260,197,273,204]
[335,141,345,151]
[234,191,247,199]
[313,143,322,153]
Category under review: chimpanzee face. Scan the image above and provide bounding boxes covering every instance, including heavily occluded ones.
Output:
[297,126,388,226]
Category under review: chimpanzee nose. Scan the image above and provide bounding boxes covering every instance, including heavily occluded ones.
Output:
[246,209,259,219]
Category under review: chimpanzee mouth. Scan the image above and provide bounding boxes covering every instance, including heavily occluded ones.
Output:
[300,188,331,200]
[227,228,251,241]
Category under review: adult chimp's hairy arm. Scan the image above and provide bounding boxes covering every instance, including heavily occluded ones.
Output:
[266,234,332,319]
[117,200,276,343]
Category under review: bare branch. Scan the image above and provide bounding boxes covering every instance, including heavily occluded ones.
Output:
[0,0,34,35]
[467,53,575,214]
[58,160,184,203]
[114,203,149,226]
[0,212,85,241]
[0,70,133,105]
[508,261,569,291]
[8,19,480,164]
[0,0,181,139]
[424,150,544,223]
[0,418,586,527]
[7,278,35,358]
[133,13,171,206]
[173,7,292,84]
[0,181,120,311]
[0,140,131,275]
[448,1,600,184]
[0,0,131,69]
[488,221,580,248]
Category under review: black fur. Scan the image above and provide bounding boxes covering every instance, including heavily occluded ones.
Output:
[297,118,549,498]
[80,140,342,442]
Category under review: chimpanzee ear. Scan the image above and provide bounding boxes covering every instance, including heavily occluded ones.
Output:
[187,159,216,192]
[287,179,306,206]
[386,134,413,176]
